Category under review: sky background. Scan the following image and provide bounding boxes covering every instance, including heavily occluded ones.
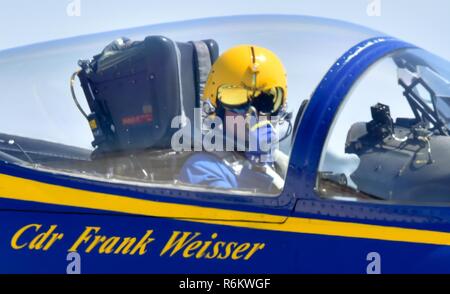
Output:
[0,0,449,60]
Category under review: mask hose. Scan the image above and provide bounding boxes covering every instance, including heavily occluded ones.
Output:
[70,70,89,119]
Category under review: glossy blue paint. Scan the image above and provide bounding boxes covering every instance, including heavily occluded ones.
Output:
[0,209,449,274]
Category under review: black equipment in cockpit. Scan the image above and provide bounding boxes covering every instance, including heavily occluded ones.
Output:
[346,102,450,203]
[366,103,395,140]
[71,36,219,158]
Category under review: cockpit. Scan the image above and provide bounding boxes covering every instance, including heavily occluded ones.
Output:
[318,48,450,203]
[0,15,385,197]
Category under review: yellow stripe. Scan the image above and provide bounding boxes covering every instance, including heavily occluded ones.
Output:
[1,173,450,246]
[0,173,284,223]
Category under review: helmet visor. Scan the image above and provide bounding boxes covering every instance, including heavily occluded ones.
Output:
[217,85,284,115]
[252,87,284,115]
[217,86,249,109]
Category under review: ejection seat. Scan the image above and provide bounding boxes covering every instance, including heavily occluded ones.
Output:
[72,36,220,182]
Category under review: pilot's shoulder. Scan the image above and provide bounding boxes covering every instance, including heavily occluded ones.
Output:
[182,152,229,173]
[178,152,238,188]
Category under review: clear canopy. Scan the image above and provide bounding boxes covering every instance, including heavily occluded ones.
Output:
[0,15,384,196]
[0,15,382,150]
[319,48,450,203]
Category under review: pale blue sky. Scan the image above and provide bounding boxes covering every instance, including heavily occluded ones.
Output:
[0,0,449,59]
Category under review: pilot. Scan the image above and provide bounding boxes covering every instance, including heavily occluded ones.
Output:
[178,45,290,192]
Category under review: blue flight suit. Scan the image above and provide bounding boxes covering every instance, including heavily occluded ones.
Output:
[179,119,278,190]
[178,152,275,191]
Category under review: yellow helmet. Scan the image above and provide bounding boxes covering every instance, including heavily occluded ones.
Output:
[203,45,287,116]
